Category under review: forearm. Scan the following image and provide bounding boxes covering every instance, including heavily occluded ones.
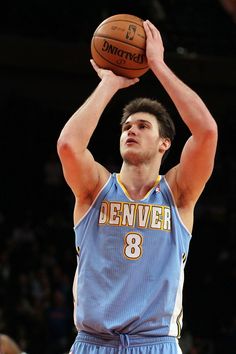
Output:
[151,61,217,135]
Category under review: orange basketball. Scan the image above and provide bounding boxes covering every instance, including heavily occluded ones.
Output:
[91,14,149,79]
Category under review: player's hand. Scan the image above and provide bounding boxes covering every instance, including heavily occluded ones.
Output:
[90,59,139,89]
[143,20,164,67]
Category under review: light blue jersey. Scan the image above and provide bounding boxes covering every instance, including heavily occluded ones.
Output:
[73,173,191,339]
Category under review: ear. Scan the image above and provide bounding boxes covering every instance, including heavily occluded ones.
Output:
[159,138,171,154]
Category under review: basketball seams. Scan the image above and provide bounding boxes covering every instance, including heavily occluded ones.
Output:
[91,43,148,77]
[95,20,144,33]
[94,16,144,32]
[92,34,145,51]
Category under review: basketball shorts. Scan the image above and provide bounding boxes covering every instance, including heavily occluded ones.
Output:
[69,331,183,354]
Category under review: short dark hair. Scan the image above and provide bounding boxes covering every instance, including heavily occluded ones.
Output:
[120,97,175,142]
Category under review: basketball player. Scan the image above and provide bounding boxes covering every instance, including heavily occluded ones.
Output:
[57,20,218,353]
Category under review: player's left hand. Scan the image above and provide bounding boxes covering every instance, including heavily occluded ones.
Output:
[143,20,164,67]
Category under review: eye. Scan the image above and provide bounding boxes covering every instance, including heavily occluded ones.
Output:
[139,123,147,129]
[122,124,131,131]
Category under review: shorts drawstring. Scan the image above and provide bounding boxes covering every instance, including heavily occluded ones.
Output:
[119,333,130,348]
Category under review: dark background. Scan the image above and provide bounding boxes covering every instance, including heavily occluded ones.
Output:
[0,1,236,353]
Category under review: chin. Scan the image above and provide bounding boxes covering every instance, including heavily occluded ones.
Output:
[122,152,145,165]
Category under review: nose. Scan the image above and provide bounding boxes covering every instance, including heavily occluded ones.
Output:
[127,125,136,135]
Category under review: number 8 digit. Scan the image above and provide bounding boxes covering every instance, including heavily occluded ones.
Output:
[124,232,143,260]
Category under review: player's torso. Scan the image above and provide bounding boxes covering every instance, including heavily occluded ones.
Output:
[73,173,191,337]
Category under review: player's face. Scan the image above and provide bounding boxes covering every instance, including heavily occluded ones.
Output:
[120,112,164,164]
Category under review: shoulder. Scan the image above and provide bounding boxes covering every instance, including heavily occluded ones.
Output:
[73,169,113,225]
[165,165,200,209]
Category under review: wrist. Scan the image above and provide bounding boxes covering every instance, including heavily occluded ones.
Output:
[150,58,166,72]
[99,76,120,94]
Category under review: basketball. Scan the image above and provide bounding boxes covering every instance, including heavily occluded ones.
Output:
[91,14,149,79]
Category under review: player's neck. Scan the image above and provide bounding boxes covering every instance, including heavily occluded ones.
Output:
[119,163,160,199]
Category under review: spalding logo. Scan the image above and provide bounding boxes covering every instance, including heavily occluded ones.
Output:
[101,40,145,64]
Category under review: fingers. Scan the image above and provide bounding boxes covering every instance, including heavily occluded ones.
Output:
[90,59,99,71]
[144,20,157,31]
[90,59,105,78]
[143,20,160,39]
[143,20,151,35]
[130,78,140,85]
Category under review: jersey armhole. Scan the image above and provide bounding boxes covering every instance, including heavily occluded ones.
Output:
[163,176,192,238]
[74,173,112,230]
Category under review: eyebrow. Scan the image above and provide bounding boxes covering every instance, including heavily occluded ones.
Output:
[123,119,152,126]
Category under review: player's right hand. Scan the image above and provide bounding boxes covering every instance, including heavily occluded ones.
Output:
[90,59,139,89]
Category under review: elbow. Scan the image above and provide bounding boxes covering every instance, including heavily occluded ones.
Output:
[57,134,85,159]
[206,119,218,140]
[195,117,218,146]
[57,135,73,157]
[202,119,218,147]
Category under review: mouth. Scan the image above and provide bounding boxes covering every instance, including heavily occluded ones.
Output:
[126,138,138,145]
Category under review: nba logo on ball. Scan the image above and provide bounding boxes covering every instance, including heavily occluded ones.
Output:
[91,14,149,78]
[126,25,136,40]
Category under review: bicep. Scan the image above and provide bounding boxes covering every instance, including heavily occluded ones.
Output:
[57,145,103,198]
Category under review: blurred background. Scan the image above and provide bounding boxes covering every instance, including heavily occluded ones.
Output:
[0,0,236,353]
